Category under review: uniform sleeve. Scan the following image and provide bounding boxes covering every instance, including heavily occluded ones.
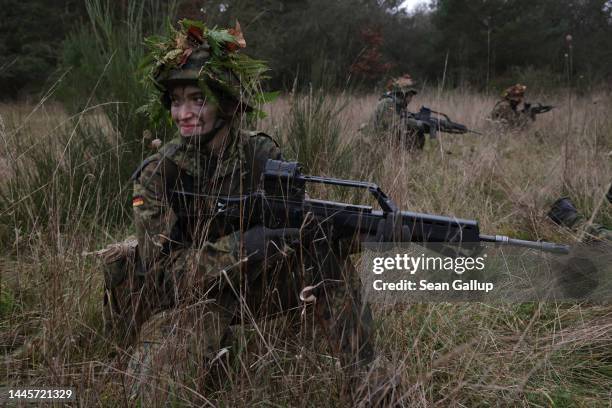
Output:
[489,102,507,122]
[372,98,397,132]
[133,160,178,266]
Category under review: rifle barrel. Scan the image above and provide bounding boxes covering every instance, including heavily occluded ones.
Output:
[480,234,570,254]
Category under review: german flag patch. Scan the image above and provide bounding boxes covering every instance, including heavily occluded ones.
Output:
[132,196,145,207]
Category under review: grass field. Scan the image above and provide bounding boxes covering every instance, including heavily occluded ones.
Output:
[1,89,611,406]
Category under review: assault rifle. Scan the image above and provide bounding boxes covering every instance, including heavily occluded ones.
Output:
[403,106,482,139]
[521,102,554,120]
[208,160,569,254]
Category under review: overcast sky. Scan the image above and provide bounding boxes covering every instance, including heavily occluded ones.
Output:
[401,0,427,12]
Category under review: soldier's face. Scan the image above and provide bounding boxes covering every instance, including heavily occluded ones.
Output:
[170,85,219,138]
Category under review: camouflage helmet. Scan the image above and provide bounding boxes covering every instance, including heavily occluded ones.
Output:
[386,74,418,96]
[139,20,271,123]
[502,84,527,101]
[154,43,212,87]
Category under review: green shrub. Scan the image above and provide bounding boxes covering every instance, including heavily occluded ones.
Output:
[55,0,177,175]
[0,0,180,248]
[284,89,352,177]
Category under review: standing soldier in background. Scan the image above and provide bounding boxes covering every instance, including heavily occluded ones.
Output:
[97,19,388,405]
[369,74,424,150]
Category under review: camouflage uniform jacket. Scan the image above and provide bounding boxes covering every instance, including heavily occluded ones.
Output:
[124,131,375,387]
[370,93,405,135]
[489,100,531,129]
[368,93,426,149]
[132,130,282,306]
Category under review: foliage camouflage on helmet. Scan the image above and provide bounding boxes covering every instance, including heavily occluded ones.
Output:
[386,73,418,95]
[502,84,527,101]
[138,19,276,126]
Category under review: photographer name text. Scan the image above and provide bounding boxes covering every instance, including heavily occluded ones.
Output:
[372,279,494,292]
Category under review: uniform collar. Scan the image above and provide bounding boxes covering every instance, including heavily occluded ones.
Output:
[179,127,247,178]
[178,125,244,156]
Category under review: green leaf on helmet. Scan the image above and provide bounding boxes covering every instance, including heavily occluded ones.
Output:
[206,29,236,51]
[179,19,206,33]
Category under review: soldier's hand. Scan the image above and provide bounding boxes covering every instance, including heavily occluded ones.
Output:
[242,226,301,263]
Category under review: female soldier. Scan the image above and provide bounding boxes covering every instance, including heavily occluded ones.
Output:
[101,19,378,403]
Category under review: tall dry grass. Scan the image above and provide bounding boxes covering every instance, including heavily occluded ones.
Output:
[261,89,611,235]
[1,88,611,406]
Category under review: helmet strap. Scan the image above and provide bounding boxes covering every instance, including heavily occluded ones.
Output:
[198,118,227,144]
[186,118,227,149]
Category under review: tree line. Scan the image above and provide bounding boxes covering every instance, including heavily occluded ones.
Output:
[2,0,612,100]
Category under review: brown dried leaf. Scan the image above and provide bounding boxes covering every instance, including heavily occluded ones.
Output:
[178,48,193,66]
[175,32,189,50]
[187,26,204,44]
[227,20,246,51]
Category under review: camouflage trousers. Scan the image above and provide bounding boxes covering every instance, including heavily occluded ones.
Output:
[104,237,375,399]
[573,216,612,242]
[583,223,612,241]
